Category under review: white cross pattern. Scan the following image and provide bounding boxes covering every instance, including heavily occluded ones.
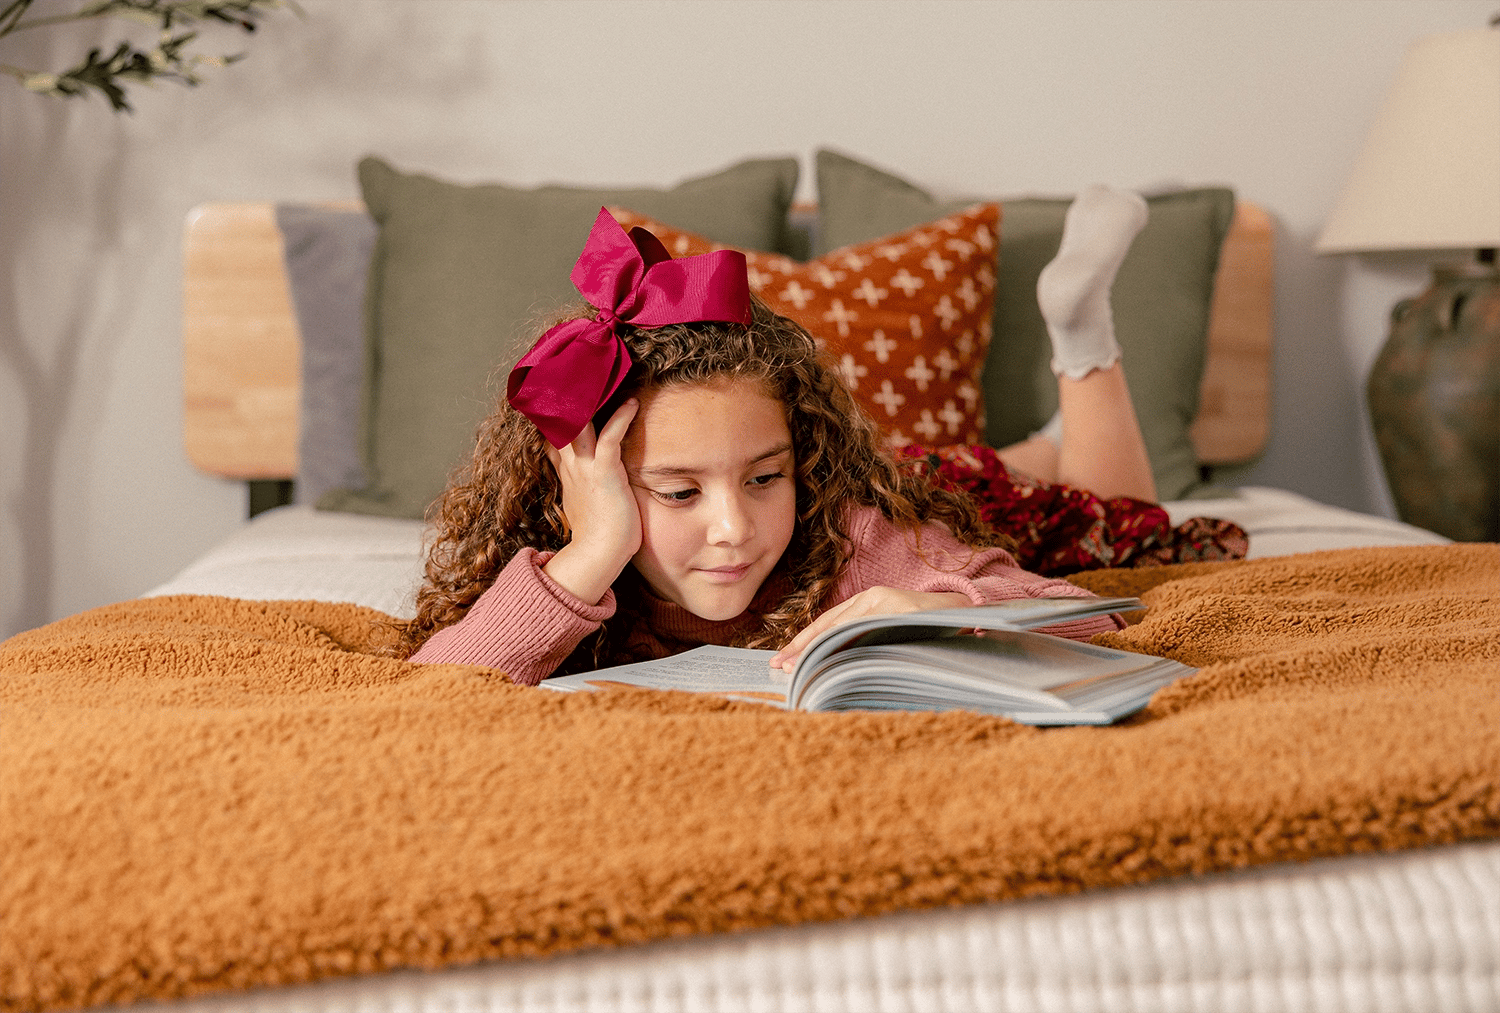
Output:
[933,348,959,380]
[905,355,936,392]
[945,237,976,261]
[937,399,965,435]
[823,298,858,338]
[871,379,906,417]
[955,276,981,311]
[839,251,872,271]
[838,352,868,389]
[812,264,846,289]
[921,251,952,280]
[852,277,888,307]
[913,409,943,442]
[779,279,815,309]
[933,294,961,331]
[957,380,980,410]
[888,268,924,296]
[864,328,899,363]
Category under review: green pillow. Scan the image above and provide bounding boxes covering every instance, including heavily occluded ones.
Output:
[814,149,1235,501]
[320,155,802,519]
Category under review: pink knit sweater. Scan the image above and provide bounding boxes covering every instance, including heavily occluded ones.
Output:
[411,505,1122,685]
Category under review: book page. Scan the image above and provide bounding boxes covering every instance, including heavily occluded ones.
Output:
[927,632,1145,690]
[791,625,1192,722]
[542,646,788,706]
[790,596,1140,688]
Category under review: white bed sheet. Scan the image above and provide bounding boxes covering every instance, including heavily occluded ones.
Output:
[1164,486,1451,559]
[145,486,1450,617]
[147,506,428,616]
[135,487,1489,1013]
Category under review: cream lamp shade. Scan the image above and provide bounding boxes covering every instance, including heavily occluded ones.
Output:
[1316,25,1500,253]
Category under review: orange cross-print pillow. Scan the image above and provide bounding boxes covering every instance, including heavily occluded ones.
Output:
[608,203,1000,446]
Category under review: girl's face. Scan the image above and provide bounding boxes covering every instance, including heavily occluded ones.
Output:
[622,378,797,621]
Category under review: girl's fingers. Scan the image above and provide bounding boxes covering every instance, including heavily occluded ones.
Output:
[553,400,636,476]
[544,399,643,565]
[596,399,639,448]
[569,422,598,459]
[770,600,854,671]
[770,589,972,673]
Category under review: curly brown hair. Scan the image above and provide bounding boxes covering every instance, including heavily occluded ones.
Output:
[393,297,1013,670]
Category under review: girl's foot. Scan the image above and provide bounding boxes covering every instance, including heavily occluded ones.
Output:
[1037,185,1148,379]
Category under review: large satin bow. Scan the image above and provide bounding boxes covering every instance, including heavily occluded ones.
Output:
[506,207,752,448]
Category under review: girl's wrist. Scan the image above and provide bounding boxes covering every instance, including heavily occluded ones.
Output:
[542,538,633,606]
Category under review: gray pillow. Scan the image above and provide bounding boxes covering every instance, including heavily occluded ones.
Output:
[814,149,1235,501]
[274,204,376,505]
[320,155,802,519]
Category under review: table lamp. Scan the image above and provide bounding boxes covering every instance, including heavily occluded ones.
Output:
[1316,21,1500,542]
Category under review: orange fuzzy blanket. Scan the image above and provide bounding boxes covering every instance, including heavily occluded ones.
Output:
[2,544,1498,1010]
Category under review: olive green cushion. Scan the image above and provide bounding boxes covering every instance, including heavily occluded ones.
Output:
[814,149,1235,501]
[320,155,801,519]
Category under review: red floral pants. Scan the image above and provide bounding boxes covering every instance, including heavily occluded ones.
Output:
[903,444,1248,577]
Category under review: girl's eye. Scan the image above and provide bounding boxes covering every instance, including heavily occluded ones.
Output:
[749,471,784,488]
[655,489,698,503]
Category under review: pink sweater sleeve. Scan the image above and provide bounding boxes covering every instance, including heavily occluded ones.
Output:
[408,548,615,685]
[833,507,1124,641]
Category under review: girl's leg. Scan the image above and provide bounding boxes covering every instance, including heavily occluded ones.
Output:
[997,185,1158,503]
[1054,363,1156,502]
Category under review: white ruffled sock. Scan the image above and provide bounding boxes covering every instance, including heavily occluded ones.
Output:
[1037,184,1148,379]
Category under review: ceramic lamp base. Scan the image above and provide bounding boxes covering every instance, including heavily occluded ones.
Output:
[1366,260,1500,542]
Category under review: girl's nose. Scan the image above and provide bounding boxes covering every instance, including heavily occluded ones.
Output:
[707,492,754,546]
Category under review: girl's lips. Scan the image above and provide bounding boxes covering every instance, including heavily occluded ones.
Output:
[697,563,752,583]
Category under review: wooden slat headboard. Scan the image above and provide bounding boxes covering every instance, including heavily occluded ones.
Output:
[1191,201,1274,464]
[181,201,360,480]
[182,201,1273,480]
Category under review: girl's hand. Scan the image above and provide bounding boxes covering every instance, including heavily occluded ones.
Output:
[540,399,642,605]
[768,587,971,673]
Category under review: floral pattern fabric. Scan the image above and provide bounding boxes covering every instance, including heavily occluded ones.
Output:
[903,444,1248,576]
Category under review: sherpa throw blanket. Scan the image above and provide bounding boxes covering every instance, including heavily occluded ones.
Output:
[2,544,1497,1011]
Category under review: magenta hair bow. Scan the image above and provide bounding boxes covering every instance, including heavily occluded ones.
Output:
[506,207,753,448]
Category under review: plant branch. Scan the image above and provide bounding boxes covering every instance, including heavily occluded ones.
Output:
[0,1,34,36]
[0,0,296,112]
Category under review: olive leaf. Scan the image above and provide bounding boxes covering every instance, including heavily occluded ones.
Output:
[1,0,296,112]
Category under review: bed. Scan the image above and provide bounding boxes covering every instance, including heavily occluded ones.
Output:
[3,151,1495,1013]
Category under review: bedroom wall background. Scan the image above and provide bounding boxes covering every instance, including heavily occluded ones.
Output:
[0,0,1491,639]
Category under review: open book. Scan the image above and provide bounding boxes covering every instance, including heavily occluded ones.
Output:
[542,596,1194,725]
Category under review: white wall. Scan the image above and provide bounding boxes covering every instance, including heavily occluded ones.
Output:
[1,0,1491,639]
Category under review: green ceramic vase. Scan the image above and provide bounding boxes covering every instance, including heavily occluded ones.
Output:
[1366,261,1500,542]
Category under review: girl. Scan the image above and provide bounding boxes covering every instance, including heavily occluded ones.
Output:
[400,190,1160,685]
